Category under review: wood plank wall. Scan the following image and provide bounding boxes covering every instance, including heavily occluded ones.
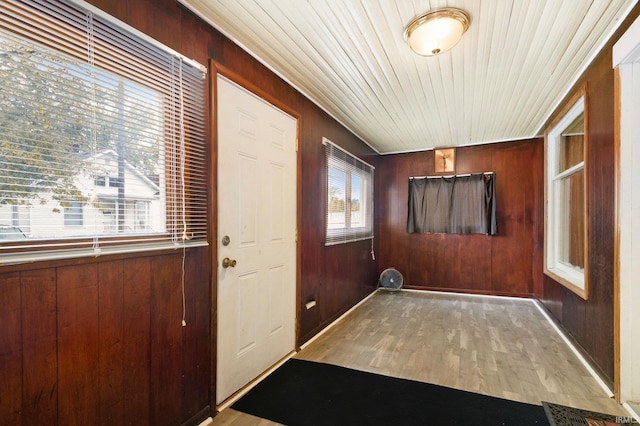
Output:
[536,2,640,385]
[377,2,640,388]
[0,0,378,424]
[538,50,617,386]
[376,139,544,297]
[297,107,380,344]
[5,0,637,422]
[0,249,210,426]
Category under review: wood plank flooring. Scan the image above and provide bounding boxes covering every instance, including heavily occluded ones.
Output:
[211,290,628,425]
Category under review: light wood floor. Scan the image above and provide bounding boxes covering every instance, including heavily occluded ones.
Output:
[210,290,628,425]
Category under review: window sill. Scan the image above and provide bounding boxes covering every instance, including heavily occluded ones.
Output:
[544,265,588,300]
[0,240,209,271]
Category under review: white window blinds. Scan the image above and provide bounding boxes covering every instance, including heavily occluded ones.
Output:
[324,138,374,246]
[0,0,208,265]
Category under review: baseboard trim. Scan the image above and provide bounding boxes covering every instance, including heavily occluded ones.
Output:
[216,350,296,412]
[299,289,378,351]
[622,402,640,423]
[403,285,536,299]
[197,417,213,426]
[406,289,617,397]
[215,291,379,415]
[530,299,614,398]
[182,406,212,426]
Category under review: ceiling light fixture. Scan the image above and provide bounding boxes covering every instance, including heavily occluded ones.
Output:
[404,7,471,56]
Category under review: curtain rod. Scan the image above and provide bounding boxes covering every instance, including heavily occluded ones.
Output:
[409,171,494,179]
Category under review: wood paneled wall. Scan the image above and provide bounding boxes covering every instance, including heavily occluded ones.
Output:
[0,249,210,426]
[376,0,637,382]
[376,139,544,297]
[535,3,640,385]
[5,0,636,421]
[297,106,380,343]
[0,0,377,423]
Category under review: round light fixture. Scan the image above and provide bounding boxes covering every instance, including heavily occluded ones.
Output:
[404,7,471,56]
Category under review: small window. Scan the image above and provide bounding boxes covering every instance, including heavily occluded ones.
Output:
[135,201,150,230]
[544,93,588,299]
[64,201,84,227]
[324,138,374,245]
[108,177,118,188]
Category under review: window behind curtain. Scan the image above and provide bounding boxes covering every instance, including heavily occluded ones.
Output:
[324,138,374,245]
[0,0,207,265]
[407,173,497,235]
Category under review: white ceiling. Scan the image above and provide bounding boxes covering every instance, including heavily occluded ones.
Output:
[179,0,636,154]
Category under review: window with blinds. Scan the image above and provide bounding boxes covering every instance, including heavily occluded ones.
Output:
[0,0,208,265]
[324,138,374,246]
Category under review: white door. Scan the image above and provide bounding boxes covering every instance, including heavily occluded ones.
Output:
[216,74,297,404]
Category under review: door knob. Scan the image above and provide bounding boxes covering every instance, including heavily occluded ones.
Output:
[222,257,237,268]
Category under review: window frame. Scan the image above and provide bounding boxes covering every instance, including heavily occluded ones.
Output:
[324,138,374,246]
[0,0,208,266]
[544,90,589,299]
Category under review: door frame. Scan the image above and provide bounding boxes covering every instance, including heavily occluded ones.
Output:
[209,61,302,407]
[613,16,640,405]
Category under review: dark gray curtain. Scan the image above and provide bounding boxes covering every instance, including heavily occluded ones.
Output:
[407,173,496,235]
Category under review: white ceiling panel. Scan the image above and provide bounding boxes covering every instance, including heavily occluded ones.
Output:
[180,0,637,154]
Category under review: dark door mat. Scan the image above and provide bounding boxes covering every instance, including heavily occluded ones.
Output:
[232,358,550,425]
[543,401,638,426]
